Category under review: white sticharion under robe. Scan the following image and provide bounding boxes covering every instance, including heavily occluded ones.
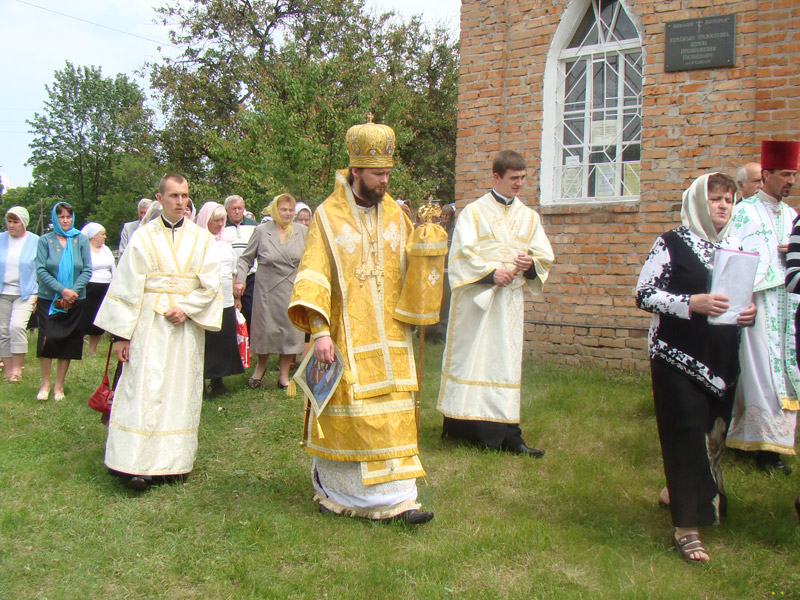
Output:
[437,192,553,427]
[94,218,222,476]
[726,191,799,455]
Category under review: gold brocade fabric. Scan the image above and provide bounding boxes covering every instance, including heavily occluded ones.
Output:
[289,170,423,470]
[394,222,448,325]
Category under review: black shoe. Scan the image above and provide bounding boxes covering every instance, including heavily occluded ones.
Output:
[388,509,434,525]
[126,476,151,491]
[209,378,227,397]
[507,443,545,457]
[756,451,792,475]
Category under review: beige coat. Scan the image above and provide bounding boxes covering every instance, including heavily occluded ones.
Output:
[237,220,307,354]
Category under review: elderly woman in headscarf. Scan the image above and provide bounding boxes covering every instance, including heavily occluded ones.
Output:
[635,172,756,564]
[196,201,244,396]
[235,193,307,389]
[34,202,92,401]
[79,222,115,355]
[0,207,39,382]
[294,202,312,227]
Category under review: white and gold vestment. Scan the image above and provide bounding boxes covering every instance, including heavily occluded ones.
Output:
[95,218,222,476]
[438,193,553,423]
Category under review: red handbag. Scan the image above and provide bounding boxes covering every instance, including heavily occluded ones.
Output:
[88,344,114,417]
[236,308,250,368]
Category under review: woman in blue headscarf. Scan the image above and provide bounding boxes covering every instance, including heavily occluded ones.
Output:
[34,202,92,402]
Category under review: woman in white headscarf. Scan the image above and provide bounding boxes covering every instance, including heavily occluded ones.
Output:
[635,173,756,564]
[294,202,312,227]
[80,222,115,355]
[196,201,244,396]
[0,207,39,382]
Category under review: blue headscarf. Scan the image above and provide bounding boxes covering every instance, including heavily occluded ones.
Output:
[49,202,81,315]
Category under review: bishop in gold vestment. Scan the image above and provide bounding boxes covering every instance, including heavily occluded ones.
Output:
[289,119,440,523]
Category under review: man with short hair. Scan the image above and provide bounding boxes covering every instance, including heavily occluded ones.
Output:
[95,174,222,491]
[735,162,762,202]
[118,198,152,254]
[727,141,800,473]
[289,118,437,525]
[223,194,258,329]
[438,150,554,456]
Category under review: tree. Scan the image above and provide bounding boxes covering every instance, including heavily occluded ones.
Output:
[150,0,458,212]
[26,62,159,231]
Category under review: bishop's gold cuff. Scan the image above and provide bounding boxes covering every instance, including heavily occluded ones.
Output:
[308,310,330,339]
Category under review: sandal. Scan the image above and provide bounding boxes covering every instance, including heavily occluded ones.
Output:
[8,374,21,383]
[247,376,263,389]
[673,533,710,564]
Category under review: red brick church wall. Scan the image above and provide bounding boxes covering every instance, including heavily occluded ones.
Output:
[455,0,800,369]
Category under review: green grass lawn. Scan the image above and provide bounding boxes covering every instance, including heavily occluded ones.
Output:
[1,338,798,599]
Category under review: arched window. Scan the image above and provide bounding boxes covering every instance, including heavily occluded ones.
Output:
[541,0,643,205]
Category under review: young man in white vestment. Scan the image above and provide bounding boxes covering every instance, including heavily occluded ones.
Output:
[727,140,800,474]
[438,150,554,456]
[94,174,222,491]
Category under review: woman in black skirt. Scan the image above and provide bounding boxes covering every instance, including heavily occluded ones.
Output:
[79,222,115,355]
[35,202,92,402]
[196,202,244,396]
[635,173,756,563]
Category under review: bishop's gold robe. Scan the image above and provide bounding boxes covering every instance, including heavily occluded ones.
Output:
[289,170,425,486]
[94,218,222,476]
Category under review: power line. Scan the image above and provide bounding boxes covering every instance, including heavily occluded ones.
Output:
[14,0,178,48]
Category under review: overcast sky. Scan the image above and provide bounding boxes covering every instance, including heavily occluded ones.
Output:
[0,0,461,189]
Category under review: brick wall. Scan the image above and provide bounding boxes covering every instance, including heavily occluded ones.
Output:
[456,0,800,369]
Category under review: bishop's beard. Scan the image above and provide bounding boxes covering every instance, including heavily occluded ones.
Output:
[353,182,386,206]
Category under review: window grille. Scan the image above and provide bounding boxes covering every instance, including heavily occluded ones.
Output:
[549,0,642,204]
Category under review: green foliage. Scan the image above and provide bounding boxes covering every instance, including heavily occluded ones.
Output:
[26,62,158,232]
[150,0,459,213]
[91,154,161,247]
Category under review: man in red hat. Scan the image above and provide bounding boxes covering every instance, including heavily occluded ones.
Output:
[727,140,800,474]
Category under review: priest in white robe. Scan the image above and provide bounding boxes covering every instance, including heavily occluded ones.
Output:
[727,140,800,474]
[438,151,554,455]
[95,174,222,490]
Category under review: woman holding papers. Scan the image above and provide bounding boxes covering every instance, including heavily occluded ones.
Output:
[635,172,756,564]
[784,219,800,521]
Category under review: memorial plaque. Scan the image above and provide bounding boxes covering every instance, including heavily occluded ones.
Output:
[664,15,736,72]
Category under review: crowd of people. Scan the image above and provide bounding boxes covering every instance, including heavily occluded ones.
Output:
[1,119,798,561]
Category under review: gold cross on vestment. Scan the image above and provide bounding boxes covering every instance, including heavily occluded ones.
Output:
[355,265,384,290]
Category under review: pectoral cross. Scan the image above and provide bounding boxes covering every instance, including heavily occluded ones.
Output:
[355,265,384,291]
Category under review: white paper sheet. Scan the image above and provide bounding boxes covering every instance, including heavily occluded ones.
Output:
[708,248,759,325]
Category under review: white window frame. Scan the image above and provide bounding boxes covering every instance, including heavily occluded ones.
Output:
[540,0,644,206]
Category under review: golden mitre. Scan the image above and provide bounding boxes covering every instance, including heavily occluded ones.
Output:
[346,114,395,168]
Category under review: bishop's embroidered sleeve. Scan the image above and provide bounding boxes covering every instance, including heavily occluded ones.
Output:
[288,210,332,335]
[635,236,691,319]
